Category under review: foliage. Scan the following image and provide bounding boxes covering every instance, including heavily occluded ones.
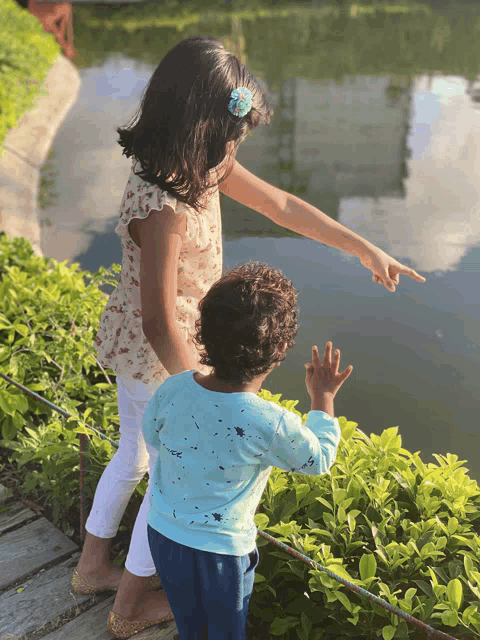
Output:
[0,232,124,527]
[252,392,480,639]
[0,0,60,156]
[1,232,480,638]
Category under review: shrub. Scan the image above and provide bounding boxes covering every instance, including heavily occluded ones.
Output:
[0,0,60,156]
[0,232,479,639]
[0,232,123,528]
[251,406,480,639]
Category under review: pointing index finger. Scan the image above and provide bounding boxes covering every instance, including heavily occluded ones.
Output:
[403,266,426,282]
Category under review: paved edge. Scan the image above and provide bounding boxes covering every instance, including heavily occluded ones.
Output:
[0,54,81,257]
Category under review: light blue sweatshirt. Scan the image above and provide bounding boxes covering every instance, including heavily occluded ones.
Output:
[143,369,341,556]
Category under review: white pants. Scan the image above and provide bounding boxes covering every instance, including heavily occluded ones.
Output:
[85,375,162,576]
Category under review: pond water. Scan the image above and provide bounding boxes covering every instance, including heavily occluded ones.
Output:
[39,5,480,477]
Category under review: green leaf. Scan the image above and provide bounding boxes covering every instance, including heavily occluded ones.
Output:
[315,496,333,510]
[359,553,377,581]
[441,610,458,627]
[446,579,463,610]
[13,323,29,337]
[347,512,356,533]
[325,564,354,582]
[254,513,269,530]
[0,390,19,416]
[1,416,17,440]
[467,580,480,600]
[447,517,458,535]
[382,625,396,640]
[300,611,312,637]
[335,590,352,613]
[12,411,26,429]
[295,483,310,506]
[270,616,298,636]
[464,554,474,577]
[413,580,433,597]
[404,588,416,604]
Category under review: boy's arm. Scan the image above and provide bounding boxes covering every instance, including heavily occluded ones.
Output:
[311,392,334,418]
[265,410,341,476]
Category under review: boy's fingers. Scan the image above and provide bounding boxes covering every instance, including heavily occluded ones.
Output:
[341,365,353,379]
[332,349,340,375]
[323,342,332,368]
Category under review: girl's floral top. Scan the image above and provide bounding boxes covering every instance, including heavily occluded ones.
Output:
[94,158,223,386]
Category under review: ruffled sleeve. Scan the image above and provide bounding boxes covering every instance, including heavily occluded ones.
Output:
[115,158,187,240]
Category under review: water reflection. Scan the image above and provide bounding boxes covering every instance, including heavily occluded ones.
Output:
[340,74,480,273]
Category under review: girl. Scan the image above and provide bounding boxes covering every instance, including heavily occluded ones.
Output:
[143,261,351,640]
[71,36,425,639]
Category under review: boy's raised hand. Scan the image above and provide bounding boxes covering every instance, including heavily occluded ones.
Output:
[305,342,353,398]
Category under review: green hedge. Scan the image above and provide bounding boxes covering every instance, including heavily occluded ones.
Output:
[0,0,60,157]
[0,232,479,639]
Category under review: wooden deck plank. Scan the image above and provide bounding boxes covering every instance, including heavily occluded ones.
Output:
[0,517,77,591]
[0,503,36,535]
[0,553,94,640]
[42,597,179,640]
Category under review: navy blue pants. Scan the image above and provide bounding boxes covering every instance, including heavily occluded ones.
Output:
[147,525,259,640]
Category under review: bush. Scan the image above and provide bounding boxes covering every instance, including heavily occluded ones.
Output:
[0,232,123,528]
[251,413,480,639]
[0,0,60,156]
[0,232,479,638]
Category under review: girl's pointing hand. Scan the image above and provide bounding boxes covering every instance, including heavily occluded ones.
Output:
[360,246,426,292]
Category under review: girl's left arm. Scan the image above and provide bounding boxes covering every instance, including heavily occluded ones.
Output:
[219,161,425,293]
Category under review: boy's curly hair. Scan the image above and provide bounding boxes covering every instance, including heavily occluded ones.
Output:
[193,262,299,385]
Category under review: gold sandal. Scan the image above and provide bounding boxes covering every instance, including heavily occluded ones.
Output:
[71,569,119,595]
[107,610,175,639]
[71,569,162,595]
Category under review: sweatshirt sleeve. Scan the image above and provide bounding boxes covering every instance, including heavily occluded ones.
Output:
[265,410,341,475]
[142,390,163,450]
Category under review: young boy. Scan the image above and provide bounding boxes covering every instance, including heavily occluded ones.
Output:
[143,261,353,640]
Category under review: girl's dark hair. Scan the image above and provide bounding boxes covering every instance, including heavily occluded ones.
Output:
[193,262,299,385]
[117,36,274,212]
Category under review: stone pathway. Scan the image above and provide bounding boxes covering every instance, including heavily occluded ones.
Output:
[0,485,178,640]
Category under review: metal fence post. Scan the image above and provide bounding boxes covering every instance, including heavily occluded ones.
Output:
[79,433,89,542]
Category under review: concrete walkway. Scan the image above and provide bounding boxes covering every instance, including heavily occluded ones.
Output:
[0,54,81,257]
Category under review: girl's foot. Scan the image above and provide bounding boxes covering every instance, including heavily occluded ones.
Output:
[113,589,173,624]
[74,563,124,591]
[75,531,123,591]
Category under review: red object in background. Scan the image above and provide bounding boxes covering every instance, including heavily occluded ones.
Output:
[27,0,77,60]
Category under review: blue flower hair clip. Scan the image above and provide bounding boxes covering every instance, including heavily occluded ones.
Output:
[228,87,253,118]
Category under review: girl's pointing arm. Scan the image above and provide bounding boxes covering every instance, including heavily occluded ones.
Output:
[219,161,425,292]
